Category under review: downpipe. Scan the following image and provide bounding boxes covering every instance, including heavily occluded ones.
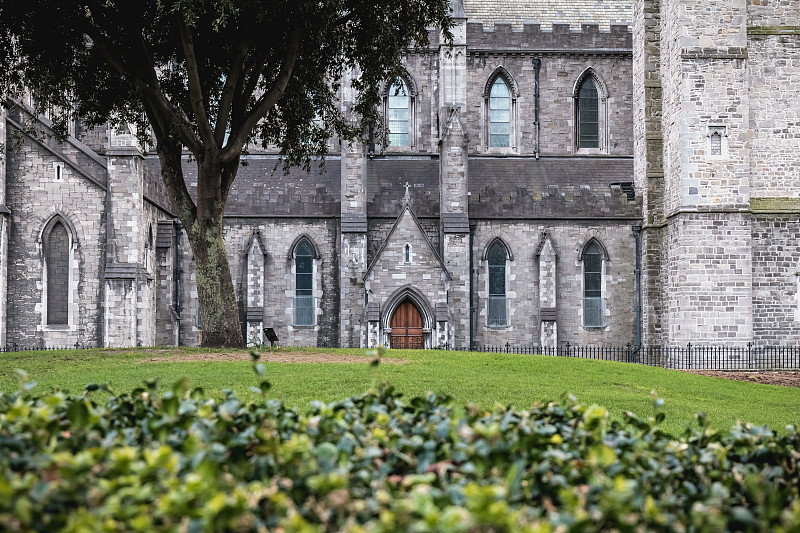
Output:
[631,224,642,362]
[469,223,475,351]
[532,57,541,160]
[174,220,183,346]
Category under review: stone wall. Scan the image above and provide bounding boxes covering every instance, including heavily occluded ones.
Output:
[665,212,753,344]
[364,208,450,349]
[464,25,633,157]
[752,215,800,343]
[747,22,800,199]
[471,220,637,347]
[5,129,106,347]
[221,219,340,348]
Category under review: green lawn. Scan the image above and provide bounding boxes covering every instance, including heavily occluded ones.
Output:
[2,346,798,436]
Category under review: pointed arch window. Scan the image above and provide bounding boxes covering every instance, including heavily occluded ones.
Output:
[578,78,599,149]
[487,242,508,326]
[44,218,71,326]
[294,241,315,326]
[583,241,605,327]
[387,79,411,147]
[489,78,511,148]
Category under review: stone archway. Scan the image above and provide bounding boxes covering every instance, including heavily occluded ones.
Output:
[389,300,424,349]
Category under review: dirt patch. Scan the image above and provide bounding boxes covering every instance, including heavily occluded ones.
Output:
[140,350,406,365]
[683,370,800,388]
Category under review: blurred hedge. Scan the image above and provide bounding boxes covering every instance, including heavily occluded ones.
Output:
[1,371,799,532]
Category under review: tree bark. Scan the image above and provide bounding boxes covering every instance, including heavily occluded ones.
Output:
[186,213,244,348]
[183,157,245,348]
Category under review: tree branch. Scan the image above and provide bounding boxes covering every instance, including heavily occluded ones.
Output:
[216,24,253,146]
[144,104,197,226]
[220,23,302,164]
[177,13,216,149]
[84,25,204,157]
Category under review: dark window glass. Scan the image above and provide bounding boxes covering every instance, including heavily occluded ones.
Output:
[489,79,510,147]
[47,221,69,325]
[295,241,314,325]
[583,242,603,327]
[579,78,599,148]
[388,79,409,147]
[487,242,507,326]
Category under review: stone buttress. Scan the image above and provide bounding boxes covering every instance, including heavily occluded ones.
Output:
[103,127,151,347]
[339,69,369,347]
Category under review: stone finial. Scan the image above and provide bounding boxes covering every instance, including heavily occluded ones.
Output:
[403,181,411,205]
[449,0,466,19]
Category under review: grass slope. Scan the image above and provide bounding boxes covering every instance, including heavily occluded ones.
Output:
[1,346,798,436]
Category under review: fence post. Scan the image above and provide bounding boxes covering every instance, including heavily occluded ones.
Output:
[565,342,571,357]
[505,342,510,353]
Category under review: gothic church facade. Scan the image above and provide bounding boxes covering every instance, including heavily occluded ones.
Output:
[0,0,798,351]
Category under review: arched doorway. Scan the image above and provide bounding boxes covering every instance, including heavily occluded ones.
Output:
[390,300,423,349]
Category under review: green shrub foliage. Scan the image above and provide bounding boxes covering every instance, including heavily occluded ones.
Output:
[1,378,799,532]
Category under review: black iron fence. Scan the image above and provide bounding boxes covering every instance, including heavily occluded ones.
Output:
[468,342,800,370]
[1,342,95,353]
[3,341,799,370]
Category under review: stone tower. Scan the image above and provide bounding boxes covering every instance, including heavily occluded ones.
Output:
[635,0,800,346]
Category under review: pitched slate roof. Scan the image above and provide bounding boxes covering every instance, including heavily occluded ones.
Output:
[145,155,341,217]
[467,156,637,218]
[367,158,440,218]
[462,0,632,30]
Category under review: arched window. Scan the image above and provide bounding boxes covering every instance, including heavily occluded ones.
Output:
[583,241,604,327]
[145,224,153,271]
[387,78,411,147]
[578,78,599,149]
[45,220,70,325]
[487,242,508,326]
[404,243,411,264]
[489,78,510,148]
[294,241,314,326]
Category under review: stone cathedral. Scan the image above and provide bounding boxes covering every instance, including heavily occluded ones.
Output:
[0,0,798,351]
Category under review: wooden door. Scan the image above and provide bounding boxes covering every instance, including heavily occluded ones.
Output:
[390,301,424,349]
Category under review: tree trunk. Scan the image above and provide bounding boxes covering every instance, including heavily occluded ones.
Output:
[180,157,244,349]
[185,215,244,348]
[151,125,245,348]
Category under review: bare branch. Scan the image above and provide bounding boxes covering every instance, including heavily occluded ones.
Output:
[220,23,302,164]
[177,13,216,149]
[215,24,253,146]
[83,24,204,157]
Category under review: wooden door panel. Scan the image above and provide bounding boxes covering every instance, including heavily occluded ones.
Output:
[390,301,424,349]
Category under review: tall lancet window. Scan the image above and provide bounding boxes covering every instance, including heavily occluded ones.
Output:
[487,242,508,326]
[294,241,314,326]
[387,79,410,147]
[46,220,70,325]
[583,242,604,327]
[489,78,510,147]
[578,78,599,149]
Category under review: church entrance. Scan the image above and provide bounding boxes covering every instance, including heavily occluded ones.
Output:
[390,300,424,349]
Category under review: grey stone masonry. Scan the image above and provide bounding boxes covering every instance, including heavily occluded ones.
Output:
[0,109,7,346]
[537,233,558,347]
[364,206,451,349]
[104,128,147,347]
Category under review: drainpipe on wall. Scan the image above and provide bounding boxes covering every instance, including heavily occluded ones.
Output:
[632,224,642,359]
[469,223,475,350]
[532,57,542,160]
[174,220,183,346]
